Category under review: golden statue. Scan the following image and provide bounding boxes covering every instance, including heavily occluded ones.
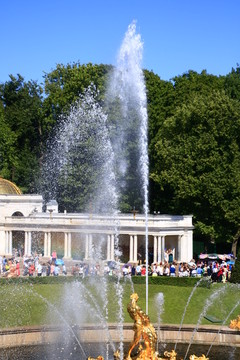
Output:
[163,350,177,359]
[229,315,240,330]
[89,293,209,360]
[126,293,158,359]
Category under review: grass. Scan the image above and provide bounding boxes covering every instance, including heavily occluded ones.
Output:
[0,279,239,329]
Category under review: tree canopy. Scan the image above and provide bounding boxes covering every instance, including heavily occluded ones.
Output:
[0,63,239,255]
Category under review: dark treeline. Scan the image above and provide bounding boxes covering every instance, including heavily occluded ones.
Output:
[0,63,239,255]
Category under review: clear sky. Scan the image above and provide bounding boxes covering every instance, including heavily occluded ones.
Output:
[1,0,239,84]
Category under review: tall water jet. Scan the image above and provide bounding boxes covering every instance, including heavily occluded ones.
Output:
[106,20,149,313]
[41,86,118,217]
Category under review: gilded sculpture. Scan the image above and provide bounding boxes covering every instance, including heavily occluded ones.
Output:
[88,293,210,360]
[229,315,240,330]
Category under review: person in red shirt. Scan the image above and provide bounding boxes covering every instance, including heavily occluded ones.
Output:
[29,263,35,276]
[141,266,146,276]
[52,250,57,264]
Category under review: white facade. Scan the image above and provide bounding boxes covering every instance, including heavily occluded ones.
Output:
[0,195,194,263]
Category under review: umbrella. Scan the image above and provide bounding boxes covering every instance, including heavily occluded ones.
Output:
[55,259,64,266]
[123,263,132,268]
[227,260,235,265]
[208,254,218,260]
[199,254,208,259]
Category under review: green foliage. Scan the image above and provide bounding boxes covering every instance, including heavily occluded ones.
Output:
[0,74,44,191]
[131,275,211,288]
[0,64,240,255]
[230,247,240,283]
[43,62,111,124]
[150,86,240,252]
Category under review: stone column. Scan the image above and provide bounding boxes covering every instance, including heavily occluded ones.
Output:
[28,231,32,256]
[129,235,133,262]
[24,231,32,256]
[64,232,72,259]
[64,233,68,258]
[133,235,138,262]
[178,235,182,262]
[44,232,48,257]
[47,232,51,257]
[24,232,28,256]
[157,236,162,263]
[85,234,89,260]
[161,235,165,262]
[67,232,72,259]
[153,236,157,263]
[9,231,12,255]
[110,234,114,261]
[5,231,9,254]
[107,235,111,261]
[89,234,93,259]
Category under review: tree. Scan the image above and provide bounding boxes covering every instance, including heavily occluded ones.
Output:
[40,87,117,214]
[43,62,112,126]
[150,90,240,255]
[230,247,240,283]
[0,74,44,191]
[224,64,240,101]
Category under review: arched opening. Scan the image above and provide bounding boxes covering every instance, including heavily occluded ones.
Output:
[12,211,24,217]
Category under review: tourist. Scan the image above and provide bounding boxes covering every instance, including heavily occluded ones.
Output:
[157,262,164,276]
[136,264,141,276]
[131,265,136,276]
[217,266,223,282]
[79,265,84,277]
[152,267,158,276]
[47,263,51,276]
[54,264,60,276]
[141,266,146,276]
[123,266,129,277]
[3,256,7,267]
[191,265,197,277]
[196,265,203,277]
[28,263,35,276]
[211,263,218,282]
[178,263,184,277]
[222,265,228,283]
[203,263,208,277]
[170,263,176,277]
[42,263,47,276]
[50,262,55,276]
[37,263,42,276]
[51,250,57,264]
[207,264,212,277]
[72,263,79,276]
[62,264,67,276]
[164,264,170,276]
[104,263,110,275]
[182,266,190,277]
[15,261,20,276]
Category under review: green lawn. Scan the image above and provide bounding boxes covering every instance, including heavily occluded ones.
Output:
[0,279,239,329]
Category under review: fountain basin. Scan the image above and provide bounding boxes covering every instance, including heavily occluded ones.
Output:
[0,324,239,348]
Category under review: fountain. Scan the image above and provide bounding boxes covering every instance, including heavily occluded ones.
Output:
[0,21,240,360]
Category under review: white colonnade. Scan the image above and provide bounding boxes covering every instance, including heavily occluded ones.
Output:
[3,230,187,263]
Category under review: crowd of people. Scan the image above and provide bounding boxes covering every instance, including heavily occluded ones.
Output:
[121,260,234,282]
[0,252,234,283]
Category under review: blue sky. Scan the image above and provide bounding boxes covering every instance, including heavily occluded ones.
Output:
[1,0,239,84]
